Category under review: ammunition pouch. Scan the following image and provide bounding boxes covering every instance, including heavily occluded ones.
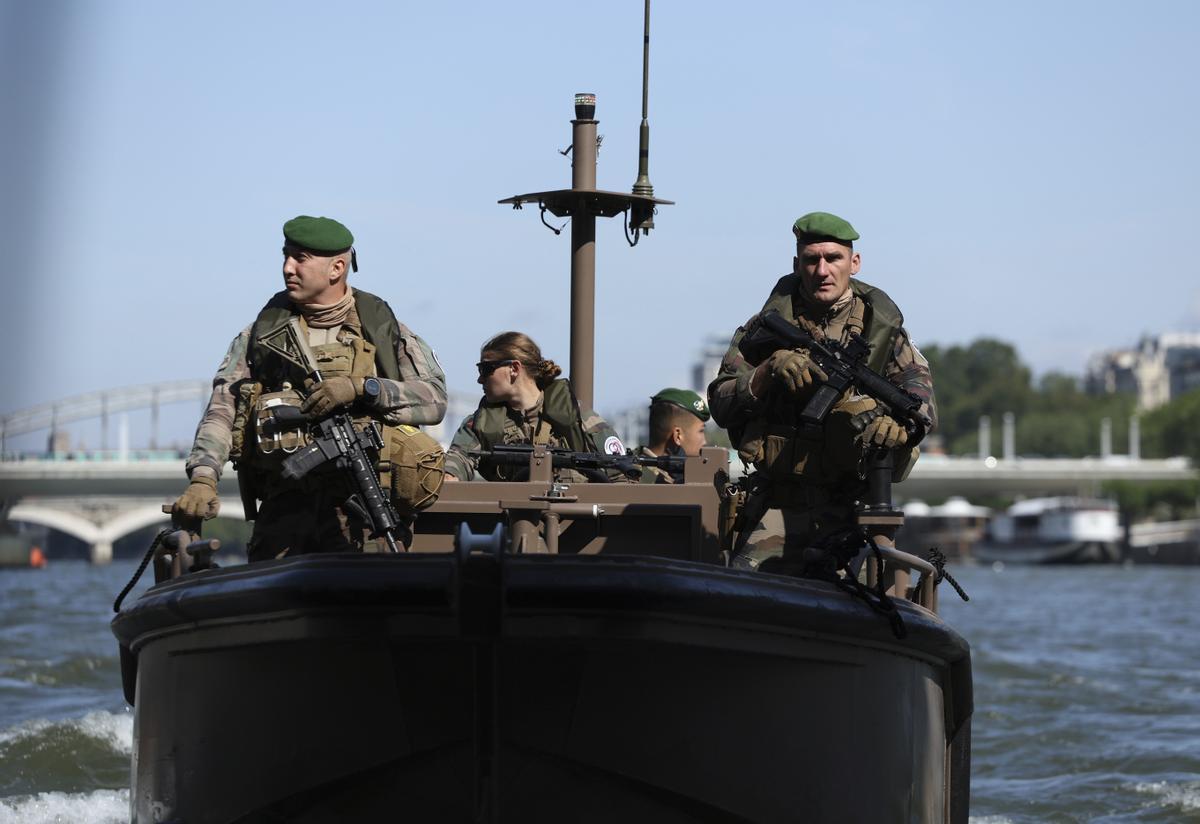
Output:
[253,388,311,463]
[229,380,263,463]
[718,479,747,556]
[893,446,919,483]
[758,424,827,483]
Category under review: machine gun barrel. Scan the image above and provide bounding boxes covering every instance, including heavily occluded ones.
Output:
[470,444,685,481]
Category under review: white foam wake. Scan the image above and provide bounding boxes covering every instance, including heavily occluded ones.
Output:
[0,710,133,755]
[1135,780,1200,812]
[0,789,128,824]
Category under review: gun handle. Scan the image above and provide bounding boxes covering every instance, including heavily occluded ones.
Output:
[800,384,841,426]
[280,442,327,481]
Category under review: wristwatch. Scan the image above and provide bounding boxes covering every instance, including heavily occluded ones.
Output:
[362,377,381,404]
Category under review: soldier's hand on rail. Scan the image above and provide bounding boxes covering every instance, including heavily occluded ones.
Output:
[173,476,220,520]
[862,415,908,449]
[301,376,361,420]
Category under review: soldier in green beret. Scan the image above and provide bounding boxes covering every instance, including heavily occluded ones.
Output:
[707,211,937,569]
[172,215,448,559]
[636,389,710,484]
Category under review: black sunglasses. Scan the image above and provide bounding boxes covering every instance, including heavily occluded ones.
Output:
[476,359,517,377]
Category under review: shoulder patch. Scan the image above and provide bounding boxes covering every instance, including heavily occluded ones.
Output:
[603,435,625,455]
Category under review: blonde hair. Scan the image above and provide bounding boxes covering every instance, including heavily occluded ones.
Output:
[481,331,562,389]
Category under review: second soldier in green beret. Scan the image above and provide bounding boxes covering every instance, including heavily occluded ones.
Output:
[707,211,937,568]
[637,388,710,484]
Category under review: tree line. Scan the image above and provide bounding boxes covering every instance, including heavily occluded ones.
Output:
[922,338,1200,465]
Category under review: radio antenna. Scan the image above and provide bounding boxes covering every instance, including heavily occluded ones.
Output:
[629,0,655,235]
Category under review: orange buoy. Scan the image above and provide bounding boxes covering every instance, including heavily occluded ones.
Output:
[29,546,46,568]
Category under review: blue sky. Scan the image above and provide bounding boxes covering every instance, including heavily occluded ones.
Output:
[3,0,1198,447]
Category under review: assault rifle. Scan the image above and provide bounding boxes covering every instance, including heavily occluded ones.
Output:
[740,310,931,445]
[259,318,405,553]
[469,444,686,483]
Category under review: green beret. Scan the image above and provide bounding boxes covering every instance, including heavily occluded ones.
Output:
[283,215,354,254]
[792,211,860,245]
[651,388,710,422]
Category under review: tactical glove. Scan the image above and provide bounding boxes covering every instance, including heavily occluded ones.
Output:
[765,349,827,396]
[173,475,220,520]
[301,376,361,420]
[862,415,908,449]
[838,396,882,433]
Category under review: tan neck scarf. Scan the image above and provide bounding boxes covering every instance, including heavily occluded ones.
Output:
[297,288,355,329]
[795,286,859,343]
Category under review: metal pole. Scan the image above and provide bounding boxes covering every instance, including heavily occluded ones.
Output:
[978,415,991,460]
[151,387,160,451]
[570,95,598,410]
[1002,412,1015,461]
[101,393,109,454]
[1129,415,1140,461]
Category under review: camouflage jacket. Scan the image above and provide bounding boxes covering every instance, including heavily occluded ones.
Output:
[444,381,624,482]
[708,276,937,441]
[186,297,447,482]
[635,445,678,485]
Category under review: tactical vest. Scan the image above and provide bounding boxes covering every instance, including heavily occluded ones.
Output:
[247,289,403,389]
[471,379,589,481]
[756,276,903,375]
[748,278,908,488]
[235,290,405,499]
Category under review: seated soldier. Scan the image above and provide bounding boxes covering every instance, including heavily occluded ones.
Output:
[443,332,626,482]
[636,389,709,484]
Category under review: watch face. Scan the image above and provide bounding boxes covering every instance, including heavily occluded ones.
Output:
[364,377,380,397]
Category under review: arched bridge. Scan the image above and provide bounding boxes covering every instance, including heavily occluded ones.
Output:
[5,497,247,564]
[1,379,210,454]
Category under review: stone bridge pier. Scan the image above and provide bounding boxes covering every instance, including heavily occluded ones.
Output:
[2,496,245,563]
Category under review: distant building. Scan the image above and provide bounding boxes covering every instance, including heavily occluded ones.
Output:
[691,333,731,397]
[1086,333,1200,410]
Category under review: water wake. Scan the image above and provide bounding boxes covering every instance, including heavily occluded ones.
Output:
[0,711,132,797]
[0,789,128,824]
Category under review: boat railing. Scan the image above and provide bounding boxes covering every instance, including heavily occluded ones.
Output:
[865,544,942,613]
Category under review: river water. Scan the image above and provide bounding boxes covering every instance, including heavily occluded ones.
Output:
[0,560,1197,823]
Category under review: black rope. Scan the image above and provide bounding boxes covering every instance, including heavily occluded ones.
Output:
[915,546,970,603]
[538,203,564,235]
[835,534,907,639]
[799,528,906,639]
[113,528,169,613]
[623,208,641,247]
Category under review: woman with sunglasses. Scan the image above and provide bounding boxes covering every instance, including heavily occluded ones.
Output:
[443,331,626,481]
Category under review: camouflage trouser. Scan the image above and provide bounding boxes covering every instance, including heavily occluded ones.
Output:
[731,493,857,571]
[247,488,389,563]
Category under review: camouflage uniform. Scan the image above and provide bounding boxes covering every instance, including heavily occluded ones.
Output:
[444,379,624,482]
[185,290,447,561]
[635,446,677,485]
[709,276,936,568]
